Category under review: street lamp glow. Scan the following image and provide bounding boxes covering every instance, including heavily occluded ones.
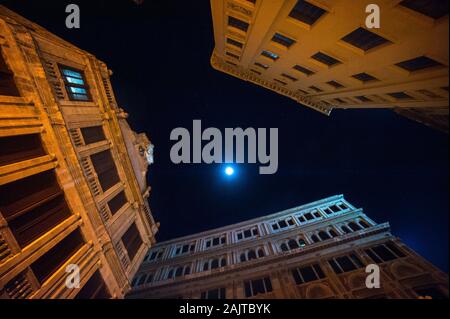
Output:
[225,166,234,176]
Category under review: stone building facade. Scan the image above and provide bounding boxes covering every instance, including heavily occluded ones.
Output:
[0,5,158,299]
[210,0,449,132]
[128,195,448,299]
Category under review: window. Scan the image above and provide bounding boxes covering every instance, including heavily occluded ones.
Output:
[329,205,340,213]
[365,242,406,263]
[341,28,391,51]
[228,16,249,32]
[292,264,326,285]
[272,33,296,48]
[309,85,323,92]
[236,226,258,241]
[226,38,243,48]
[355,96,372,102]
[244,277,272,297]
[271,218,296,230]
[257,249,265,258]
[348,222,362,232]
[255,62,269,69]
[334,98,346,104]
[0,47,20,96]
[311,235,320,243]
[121,222,143,261]
[30,229,85,284]
[205,235,226,249]
[359,220,371,229]
[107,191,127,216]
[329,229,338,237]
[146,249,164,262]
[75,270,111,299]
[326,80,345,89]
[261,50,279,61]
[281,73,298,82]
[288,239,299,250]
[90,150,120,192]
[288,0,326,26]
[59,65,91,101]
[328,253,364,274]
[274,79,287,86]
[352,72,378,83]
[250,69,261,75]
[311,52,341,66]
[0,134,46,167]
[0,170,72,248]
[174,242,196,256]
[341,225,351,234]
[225,52,240,60]
[201,287,226,299]
[399,0,449,19]
[318,231,331,241]
[293,65,315,76]
[226,61,237,67]
[80,126,106,145]
[387,92,414,100]
[395,56,443,72]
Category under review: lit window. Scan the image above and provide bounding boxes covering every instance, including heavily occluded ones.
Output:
[261,50,279,61]
[59,65,91,101]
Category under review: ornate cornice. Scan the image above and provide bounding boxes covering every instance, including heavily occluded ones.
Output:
[210,51,333,115]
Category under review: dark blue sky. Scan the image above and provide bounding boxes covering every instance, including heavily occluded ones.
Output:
[4,0,448,272]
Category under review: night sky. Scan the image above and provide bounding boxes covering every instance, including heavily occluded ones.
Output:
[3,1,448,272]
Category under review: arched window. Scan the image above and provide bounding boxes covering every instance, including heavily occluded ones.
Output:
[298,238,306,247]
[257,249,265,258]
[184,266,191,275]
[329,229,338,237]
[220,258,227,267]
[203,262,210,271]
[280,243,289,252]
[341,225,351,234]
[348,222,362,232]
[311,234,320,243]
[175,267,183,277]
[318,231,331,241]
[248,250,257,260]
[288,239,299,250]
[359,220,370,229]
[211,259,219,269]
[167,269,174,279]
[240,253,247,262]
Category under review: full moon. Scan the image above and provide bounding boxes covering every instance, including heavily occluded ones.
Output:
[225,166,234,176]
